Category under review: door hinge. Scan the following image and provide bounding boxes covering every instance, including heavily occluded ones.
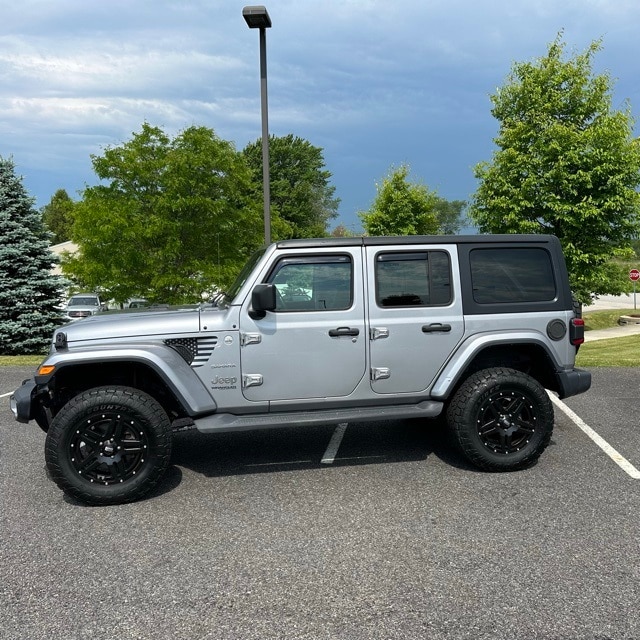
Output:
[371,367,391,381]
[370,327,389,341]
[240,332,262,346]
[242,374,264,388]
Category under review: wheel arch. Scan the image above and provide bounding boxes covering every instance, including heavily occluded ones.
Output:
[431,336,562,400]
[38,345,217,423]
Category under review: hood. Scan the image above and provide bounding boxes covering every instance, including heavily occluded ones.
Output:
[56,307,203,345]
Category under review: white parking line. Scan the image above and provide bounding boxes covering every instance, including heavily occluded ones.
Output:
[0,391,13,399]
[549,393,640,479]
[321,422,348,464]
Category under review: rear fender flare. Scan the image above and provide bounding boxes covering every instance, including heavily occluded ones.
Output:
[430,332,559,399]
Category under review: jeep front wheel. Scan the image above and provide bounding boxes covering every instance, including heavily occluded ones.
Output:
[45,386,172,506]
[446,368,553,471]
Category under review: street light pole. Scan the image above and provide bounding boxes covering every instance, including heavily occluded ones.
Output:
[243,5,272,245]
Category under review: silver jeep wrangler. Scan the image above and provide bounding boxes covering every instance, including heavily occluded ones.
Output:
[11,235,590,505]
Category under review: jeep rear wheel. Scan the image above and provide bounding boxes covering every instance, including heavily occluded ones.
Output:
[446,368,553,471]
[45,386,172,506]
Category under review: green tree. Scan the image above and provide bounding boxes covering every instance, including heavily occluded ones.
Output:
[41,189,76,244]
[330,224,358,237]
[433,199,467,235]
[242,134,340,238]
[359,165,440,236]
[64,123,262,304]
[470,36,640,302]
[0,157,65,354]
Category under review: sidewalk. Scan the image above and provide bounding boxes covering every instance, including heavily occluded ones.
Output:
[585,321,640,342]
[583,297,640,341]
[587,294,639,311]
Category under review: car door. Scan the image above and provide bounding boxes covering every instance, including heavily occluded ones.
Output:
[366,244,464,394]
[240,247,367,403]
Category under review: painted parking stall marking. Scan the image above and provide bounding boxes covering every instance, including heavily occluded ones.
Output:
[549,392,640,479]
[321,422,348,464]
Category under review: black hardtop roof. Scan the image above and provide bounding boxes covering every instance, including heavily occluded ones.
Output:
[276,234,560,249]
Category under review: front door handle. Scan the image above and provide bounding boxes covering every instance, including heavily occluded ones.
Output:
[422,323,452,333]
[329,326,360,337]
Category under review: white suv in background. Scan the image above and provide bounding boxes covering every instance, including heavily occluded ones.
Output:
[64,293,107,321]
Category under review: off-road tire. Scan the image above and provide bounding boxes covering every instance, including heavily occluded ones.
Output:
[446,368,553,471]
[45,386,172,505]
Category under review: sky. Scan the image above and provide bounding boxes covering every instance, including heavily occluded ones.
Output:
[2,0,640,234]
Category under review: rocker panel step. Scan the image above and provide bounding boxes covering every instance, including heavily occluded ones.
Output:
[193,401,443,434]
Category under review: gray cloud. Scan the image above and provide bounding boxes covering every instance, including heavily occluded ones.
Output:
[1,0,639,227]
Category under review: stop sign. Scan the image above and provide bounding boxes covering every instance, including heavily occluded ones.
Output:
[630,269,640,282]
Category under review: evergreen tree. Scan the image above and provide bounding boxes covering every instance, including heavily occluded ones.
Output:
[41,189,76,244]
[0,157,65,354]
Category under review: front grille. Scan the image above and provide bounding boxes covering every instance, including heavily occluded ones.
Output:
[165,337,218,368]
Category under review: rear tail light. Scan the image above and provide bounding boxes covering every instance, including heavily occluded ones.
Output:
[570,317,585,346]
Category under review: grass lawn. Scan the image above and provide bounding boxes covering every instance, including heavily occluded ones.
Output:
[0,355,43,367]
[577,334,640,367]
[582,308,638,331]
[576,308,640,366]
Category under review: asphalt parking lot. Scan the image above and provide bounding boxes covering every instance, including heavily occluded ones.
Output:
[1,366,639,640]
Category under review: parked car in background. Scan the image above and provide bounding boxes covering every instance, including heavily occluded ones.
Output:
[64,294,107,321]
[125,298,149,309]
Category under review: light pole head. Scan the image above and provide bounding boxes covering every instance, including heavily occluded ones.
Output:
[242,5,272,29]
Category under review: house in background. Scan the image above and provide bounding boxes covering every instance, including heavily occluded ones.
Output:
[49,241,77,276]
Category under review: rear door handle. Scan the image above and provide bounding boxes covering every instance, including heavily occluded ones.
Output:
[329,326,360,337]
[422,323,452,333]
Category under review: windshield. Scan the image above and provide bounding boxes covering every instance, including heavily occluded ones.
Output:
[68,296,99,307]
[219,248,267,307]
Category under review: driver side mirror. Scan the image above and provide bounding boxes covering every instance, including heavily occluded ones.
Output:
[249,284,276,319]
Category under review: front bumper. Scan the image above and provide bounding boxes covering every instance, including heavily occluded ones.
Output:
[10,379,37,423]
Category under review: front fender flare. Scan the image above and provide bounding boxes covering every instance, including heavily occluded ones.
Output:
[37,343,217,417]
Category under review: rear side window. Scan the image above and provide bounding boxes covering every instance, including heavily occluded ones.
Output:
[470,248,556,304]
[375,251,451,307]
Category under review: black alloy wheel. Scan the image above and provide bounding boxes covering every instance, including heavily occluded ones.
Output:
[476,387,538,455]
[68,410,152,486]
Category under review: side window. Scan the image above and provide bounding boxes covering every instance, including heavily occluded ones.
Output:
[470,248,556,304]
[267,255,352,312]
[375,251,452,308]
